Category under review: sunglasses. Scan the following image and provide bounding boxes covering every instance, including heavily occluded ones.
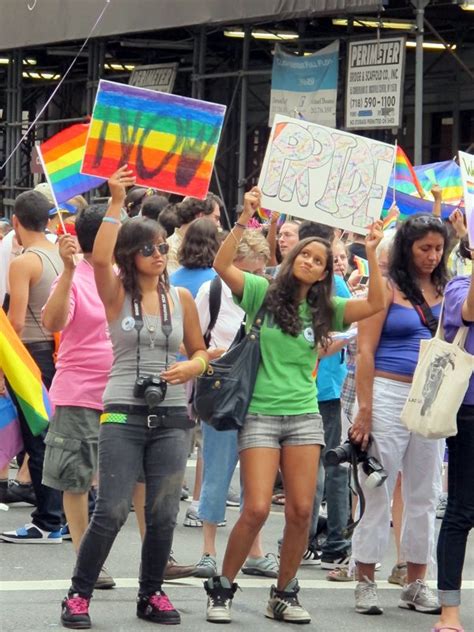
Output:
[412,215,443,226]
[139,242,169,257]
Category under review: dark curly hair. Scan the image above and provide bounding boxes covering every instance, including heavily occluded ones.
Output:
[264,237,334,348]
[178,218,219,269]
[114,217,168,303]
[389,214,449,304]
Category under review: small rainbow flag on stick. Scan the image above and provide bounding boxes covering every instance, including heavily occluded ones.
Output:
[382,205,399,231]
[38,123,105,206]
[354,255,370,277]
[82,80,226,199]
[0,309,52,436]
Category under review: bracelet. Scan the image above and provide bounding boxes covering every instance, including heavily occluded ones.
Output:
[234,221,247,229]
[194,356,208,375]
[102,216,121,225]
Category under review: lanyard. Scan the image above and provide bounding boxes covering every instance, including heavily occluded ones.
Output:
[132,284,172,379]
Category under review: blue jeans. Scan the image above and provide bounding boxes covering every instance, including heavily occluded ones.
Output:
[199,423,239,524]
[437,404,474,607]
[71,414,190,598]
[309,399,350,557]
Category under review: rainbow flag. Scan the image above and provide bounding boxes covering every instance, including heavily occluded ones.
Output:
[38,123,105,206]
[0,394,23,469]
[393,145,425,198]
[82,80,226,199]
[0,309,52,436]
[382,206,399,231]
[467,181,474,195]
[354,255,370,277]
[256,207,286,225]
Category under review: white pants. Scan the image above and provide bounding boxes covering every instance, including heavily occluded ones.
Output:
[352,377,442,565]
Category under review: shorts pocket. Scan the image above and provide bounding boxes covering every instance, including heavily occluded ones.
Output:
[43,431,81,483]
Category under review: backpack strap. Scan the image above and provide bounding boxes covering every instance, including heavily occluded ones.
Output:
[410,299,439,338]
[204,276,222,347]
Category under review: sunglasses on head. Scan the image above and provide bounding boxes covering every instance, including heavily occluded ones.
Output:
[412,215,443,226]
[139,242,169,257]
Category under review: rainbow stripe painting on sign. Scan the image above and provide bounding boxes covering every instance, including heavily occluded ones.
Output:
[81,80,226,199]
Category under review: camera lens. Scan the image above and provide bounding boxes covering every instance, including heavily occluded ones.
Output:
[145,384,166,411]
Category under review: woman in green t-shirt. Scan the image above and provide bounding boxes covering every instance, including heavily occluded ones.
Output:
[203,187,386,625]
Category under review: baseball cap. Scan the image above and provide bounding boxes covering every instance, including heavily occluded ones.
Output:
[48,202,78,217]
[34,182,55,205]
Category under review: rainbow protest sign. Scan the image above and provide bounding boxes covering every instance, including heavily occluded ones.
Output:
[81,80,226,199]
[38,123,105,205]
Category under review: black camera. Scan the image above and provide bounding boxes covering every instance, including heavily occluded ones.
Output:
[325,439,387,489]
[134,375,167,412]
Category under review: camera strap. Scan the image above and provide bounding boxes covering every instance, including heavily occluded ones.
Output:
[132,283,173,379]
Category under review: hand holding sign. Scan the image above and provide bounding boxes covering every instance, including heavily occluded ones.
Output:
[449,209,467,239]
[108,165,136,206]
[241,187,262,223]
[365,220,384,254]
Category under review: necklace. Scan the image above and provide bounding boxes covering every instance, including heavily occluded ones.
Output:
[142,311,160,349]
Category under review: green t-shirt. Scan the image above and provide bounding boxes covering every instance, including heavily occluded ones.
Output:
[235,273,348,415]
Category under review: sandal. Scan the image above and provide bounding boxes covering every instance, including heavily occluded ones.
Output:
[271,493,285,506]
[326,566,359,582]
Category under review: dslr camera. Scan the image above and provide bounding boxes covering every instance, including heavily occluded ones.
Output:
[324,438,387,489]
[134,375,167,412]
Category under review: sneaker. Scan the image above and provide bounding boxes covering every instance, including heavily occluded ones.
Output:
[94,566,116,590]
[194,553,218,578]
[61,593,91,629]
[164,553,197,580]
[321,552,351,570]
[388,563,407,586]
[399,579,441,614]
[1,523,62,544]
[265,578,311,624]
[137,591,180,624]
[181,486,190,501]
[0,480,36,506]
[300,547,322,566]
[436,494,448,519]
[183,507,226,528]
[242,553,279,578]
[354,576,383,615]
[226,489,240,507]
[204,576,238,623]
[60,524,73,542]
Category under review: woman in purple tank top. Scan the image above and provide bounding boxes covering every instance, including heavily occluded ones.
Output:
[350,215,449,617]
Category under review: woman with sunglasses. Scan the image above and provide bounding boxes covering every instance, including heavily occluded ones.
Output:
[350,215,449,617]
[60,166,209,630]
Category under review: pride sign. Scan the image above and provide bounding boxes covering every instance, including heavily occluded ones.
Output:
[81,80,226,199]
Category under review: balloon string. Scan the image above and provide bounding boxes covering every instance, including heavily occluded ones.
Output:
[1,0,111,171]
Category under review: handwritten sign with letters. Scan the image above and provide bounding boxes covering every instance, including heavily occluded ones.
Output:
[81,80,226,199]
[258,115,395,233]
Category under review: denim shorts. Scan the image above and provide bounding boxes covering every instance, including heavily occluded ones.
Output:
[238,412,325,452]
[43,406,100,493]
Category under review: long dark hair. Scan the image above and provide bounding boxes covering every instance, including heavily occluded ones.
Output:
[178,218,219,269]
[114,217,169,303]
[265,237,334,348]
[389,215,449,304]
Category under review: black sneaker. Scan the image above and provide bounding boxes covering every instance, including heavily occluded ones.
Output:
[137,591,181,625]
[266,578,311,624]
[1,480,37,506]
[320,552,351,570]
[60,593,91,629]
[300,547,322,566]
[204,576,238,623]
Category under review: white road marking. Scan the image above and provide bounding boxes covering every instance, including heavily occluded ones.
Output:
[1,578,474,591]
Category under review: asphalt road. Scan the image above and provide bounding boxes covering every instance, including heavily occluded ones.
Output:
[1,458,473,632]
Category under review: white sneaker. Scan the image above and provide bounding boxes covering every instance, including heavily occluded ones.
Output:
[204,576,237,623]
[265,578,311,623]
[355,576,383,615]
[399,580,441,614]
[183,508,226,528]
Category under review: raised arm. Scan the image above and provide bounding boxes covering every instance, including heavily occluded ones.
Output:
[462,265,474,321]
[431,184,442,218]
[42,234,78,332]
[213,187,261,299]
[92,166,135,315]
[266,212,280,267]
[342,220,386,324]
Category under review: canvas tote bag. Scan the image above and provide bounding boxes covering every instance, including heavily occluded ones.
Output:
[400,302,474,439]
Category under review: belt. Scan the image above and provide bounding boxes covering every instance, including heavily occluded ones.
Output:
[103,405,193,430]
[24,341,55,352]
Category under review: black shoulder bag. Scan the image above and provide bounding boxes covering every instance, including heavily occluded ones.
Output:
[410,299,439,338]
[194,304,266,431]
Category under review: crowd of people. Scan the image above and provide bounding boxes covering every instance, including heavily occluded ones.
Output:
[0,169,473,632]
